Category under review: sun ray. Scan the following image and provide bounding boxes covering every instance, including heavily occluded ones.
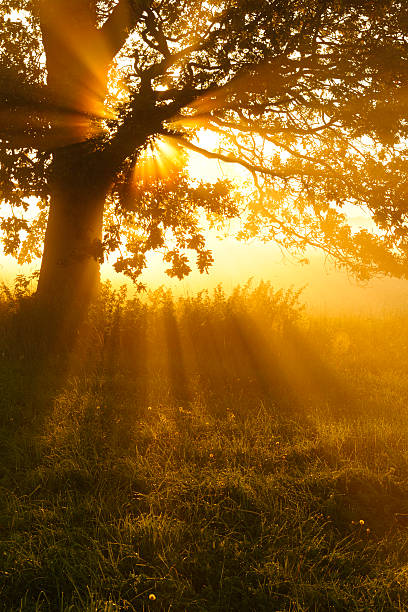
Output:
[0,1,131,149]
[133,136,187,185]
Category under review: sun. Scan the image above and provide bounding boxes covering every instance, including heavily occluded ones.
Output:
[133,135,187,185]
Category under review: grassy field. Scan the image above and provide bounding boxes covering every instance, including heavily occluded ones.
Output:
[1,280,408,611]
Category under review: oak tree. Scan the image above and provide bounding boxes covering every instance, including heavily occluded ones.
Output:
[0,0,407,324]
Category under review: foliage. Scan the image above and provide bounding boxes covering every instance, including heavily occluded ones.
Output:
[0,1,408,283]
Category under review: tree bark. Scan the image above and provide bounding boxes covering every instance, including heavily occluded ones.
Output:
[35,2,112,343]
[36,145,111,345]
[33,1,152,347]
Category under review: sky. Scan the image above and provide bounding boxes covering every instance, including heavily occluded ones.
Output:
[2,151,408,315]
[116,239,408,314]
[1,133,408,314]
[3,235,408,314]
[133,142,408,314]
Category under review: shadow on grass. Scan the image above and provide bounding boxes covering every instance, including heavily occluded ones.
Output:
[2,282,408,611]
[0,279,362,457]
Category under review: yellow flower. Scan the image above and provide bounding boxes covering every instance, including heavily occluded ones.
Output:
[209,453,214,458]
[359,519,365,526]
[149,593,156,601]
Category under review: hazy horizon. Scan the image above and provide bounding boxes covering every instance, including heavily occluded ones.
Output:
[2,237,408,314]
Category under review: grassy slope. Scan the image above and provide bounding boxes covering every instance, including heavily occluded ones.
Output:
[1,282,408,611]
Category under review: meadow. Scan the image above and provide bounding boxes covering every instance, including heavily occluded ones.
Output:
[1,279,408,611]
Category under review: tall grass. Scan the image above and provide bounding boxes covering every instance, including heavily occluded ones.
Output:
[1,279,408,610]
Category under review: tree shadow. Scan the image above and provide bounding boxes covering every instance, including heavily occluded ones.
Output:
[162,301,191,407]
[179,304,359,422]
[0,284,362,471]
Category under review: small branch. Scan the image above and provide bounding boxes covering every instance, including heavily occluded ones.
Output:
[173,135,327,180]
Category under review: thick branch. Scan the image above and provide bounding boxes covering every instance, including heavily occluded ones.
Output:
[101,97,163,174]
[99,0,153,60]
[100,86,202,175]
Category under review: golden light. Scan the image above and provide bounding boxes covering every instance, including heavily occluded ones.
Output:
[40,1,111,115]
[105,61,130,119]
[133,136,187,185]
[19,0,129,148]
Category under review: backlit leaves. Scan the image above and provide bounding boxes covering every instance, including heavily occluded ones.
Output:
[1,0,408,281]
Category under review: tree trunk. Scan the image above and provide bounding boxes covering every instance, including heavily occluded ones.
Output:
[34,1,136,350]
[36,146,111,347]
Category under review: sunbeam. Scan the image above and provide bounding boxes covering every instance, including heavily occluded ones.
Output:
[133,135,187,185]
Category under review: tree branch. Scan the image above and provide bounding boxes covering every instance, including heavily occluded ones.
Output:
[172,135,326,180]
[99,0,153,60]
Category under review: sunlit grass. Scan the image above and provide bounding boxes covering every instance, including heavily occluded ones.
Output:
[1,281,408,610]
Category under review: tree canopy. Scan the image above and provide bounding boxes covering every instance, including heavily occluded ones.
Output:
[1,0,408,290]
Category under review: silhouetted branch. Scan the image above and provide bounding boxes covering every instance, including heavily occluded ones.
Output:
[100,0,153,60]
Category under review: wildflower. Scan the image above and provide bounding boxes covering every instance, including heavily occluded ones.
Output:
[275,441,280,446]
[149,594,156,601]
[209,453,214,458]
[366,528,371,534]
[359,519,365,526]
[147,406,152,411]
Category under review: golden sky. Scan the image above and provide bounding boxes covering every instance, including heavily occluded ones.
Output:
[1,131,407,313]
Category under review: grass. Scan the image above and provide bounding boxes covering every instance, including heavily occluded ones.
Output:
[1,280,408,610]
